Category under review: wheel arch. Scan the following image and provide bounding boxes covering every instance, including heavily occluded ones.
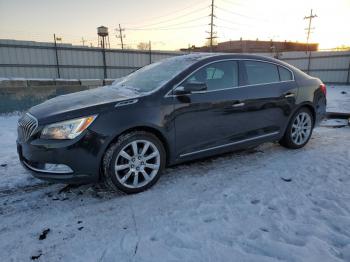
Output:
[281,102,316,138]
[288,102,316,125]
[297,103,316,125]
[98,125,171,180]
[120,126,170,161]
[279,102,316,149]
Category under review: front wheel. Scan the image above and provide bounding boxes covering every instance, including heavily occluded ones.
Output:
[280,108,314,149]
[102,131,166,194]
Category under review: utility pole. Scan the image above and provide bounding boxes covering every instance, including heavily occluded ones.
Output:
[304,9,317,52]
[53,34,61,78]
[149,40,152,64]
[80,37,86,46]
[206,0,217,52]
[116,24,125,49]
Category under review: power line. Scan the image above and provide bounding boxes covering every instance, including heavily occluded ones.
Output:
[125,24,207,31]
[216,24,239,30]
[126,0,208,26]
[126,16,208,30]
[126,6,209,29]
[216,6,269,22]
[216,17,251,27]
[219,0,248,7]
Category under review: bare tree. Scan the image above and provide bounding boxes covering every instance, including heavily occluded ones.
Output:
[205,39,218,47]
[137,42,150,50]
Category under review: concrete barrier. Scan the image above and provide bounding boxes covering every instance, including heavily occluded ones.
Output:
[104,80,114,85]
[54,80,81,86]
[27,80,57,87]
[0,80,27,88]
[80,79,104,87]
[0,79,113,113]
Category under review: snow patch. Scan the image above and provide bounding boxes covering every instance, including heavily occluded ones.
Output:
[0,85,349,261]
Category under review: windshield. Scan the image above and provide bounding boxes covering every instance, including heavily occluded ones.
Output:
[111,54,206,93]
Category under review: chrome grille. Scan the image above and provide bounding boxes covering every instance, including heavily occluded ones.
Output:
[17,113,38,142]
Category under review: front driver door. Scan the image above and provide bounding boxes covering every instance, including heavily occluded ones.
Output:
[172,60,243,158]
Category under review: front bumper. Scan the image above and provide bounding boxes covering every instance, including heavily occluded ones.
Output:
[17,130,105,184]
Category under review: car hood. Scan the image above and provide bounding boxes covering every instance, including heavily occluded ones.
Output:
[29,86,139,123]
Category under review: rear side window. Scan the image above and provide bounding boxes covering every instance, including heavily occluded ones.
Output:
[278,66,293,81]
[244,61,279,85]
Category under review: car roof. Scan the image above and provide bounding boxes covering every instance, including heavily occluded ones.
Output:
[171,52,308,81]
[180,52,280,63]
[178,52,302,74]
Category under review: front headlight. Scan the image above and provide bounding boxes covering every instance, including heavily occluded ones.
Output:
[41,115,97,140]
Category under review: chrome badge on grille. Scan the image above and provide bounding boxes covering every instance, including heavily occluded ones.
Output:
[17,113,38,143]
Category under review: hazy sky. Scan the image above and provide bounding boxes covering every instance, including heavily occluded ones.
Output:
[0,0,349,50]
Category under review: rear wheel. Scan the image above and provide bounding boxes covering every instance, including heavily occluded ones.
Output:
[280,107,314,149]
[102,131,166,194]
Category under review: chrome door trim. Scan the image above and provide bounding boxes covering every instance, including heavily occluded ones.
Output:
[284,93,296,98]
[164,58,295,98]
[179,131,280,158]
[232,102,245,107]
[115,99,139,107]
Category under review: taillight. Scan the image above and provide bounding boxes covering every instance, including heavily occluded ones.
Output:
[320,84,327,96]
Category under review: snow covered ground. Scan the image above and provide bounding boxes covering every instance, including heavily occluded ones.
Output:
[0,86,349,261]
[327,85,350,113]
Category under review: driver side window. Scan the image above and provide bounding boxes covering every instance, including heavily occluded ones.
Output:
[183,61,239,91]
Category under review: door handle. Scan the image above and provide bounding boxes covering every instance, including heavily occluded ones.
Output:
[284,93,295,98]
[232,102,245,107]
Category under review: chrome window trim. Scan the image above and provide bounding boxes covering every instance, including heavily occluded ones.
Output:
[179,131,280,158]
[164,58,295,98]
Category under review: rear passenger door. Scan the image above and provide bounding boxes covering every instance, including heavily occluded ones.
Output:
[236,60,298,138]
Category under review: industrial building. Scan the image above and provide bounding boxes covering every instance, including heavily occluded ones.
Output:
[181,40,318,53]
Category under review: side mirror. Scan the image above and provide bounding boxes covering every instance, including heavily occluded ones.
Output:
[174,82,207,95]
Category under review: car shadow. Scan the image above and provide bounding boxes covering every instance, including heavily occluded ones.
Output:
[45,145,268,200]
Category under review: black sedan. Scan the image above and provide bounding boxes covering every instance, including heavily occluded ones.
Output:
[17,53,327,193]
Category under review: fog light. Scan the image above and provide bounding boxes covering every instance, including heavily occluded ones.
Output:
[44,163,73,173]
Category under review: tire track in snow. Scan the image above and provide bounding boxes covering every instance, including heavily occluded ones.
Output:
[0,183,51,198]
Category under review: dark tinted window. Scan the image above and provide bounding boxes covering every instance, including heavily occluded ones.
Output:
[278,66,293,81]
[244,61,279,85]
[184,61,239,91]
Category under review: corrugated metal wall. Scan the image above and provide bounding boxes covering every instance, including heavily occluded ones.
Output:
[0,40,182,79]
[0,40,349,84]
[260,51,350,84]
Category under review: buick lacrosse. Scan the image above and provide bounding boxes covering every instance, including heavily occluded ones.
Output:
[17,53,327,193]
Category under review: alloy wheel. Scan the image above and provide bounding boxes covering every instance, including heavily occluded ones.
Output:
[114,140,160,189]
[291,112,312,145]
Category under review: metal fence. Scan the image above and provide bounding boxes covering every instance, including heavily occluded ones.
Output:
[277,51,350,84]
[0,40,181,79]
[0,39,349,84]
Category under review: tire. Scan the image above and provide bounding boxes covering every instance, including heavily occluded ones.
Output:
[102,131,166,194]
[279,107,314,149]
